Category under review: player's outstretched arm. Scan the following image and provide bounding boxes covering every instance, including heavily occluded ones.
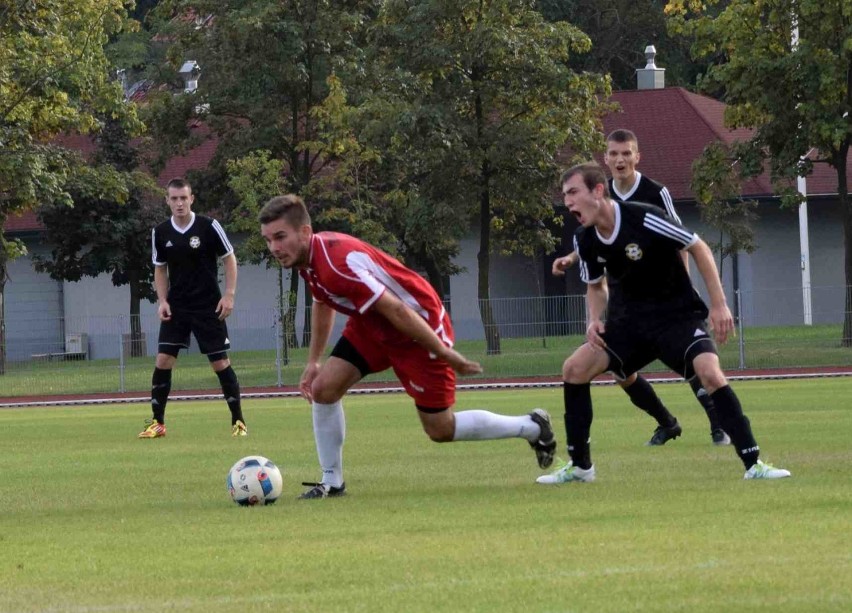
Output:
[154,265,171,321]
[373,291,483,375]
[216,253,238,320]
[585,279,609,350]
[300,300,336,401]
[688,239,734,344]
[552,251,579,276]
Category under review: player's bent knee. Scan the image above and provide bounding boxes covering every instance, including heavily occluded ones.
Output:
[425,428,454,443]
[210,358,230,372]
[562,357,597,384]
[155,354,177,369]
[693,354,727,393]
[417,406,454,442]
[311,384,346,405]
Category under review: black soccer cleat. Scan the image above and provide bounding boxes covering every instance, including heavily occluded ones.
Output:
[528,408,557,469]
[298,481,347,500]
[646,420,683,446]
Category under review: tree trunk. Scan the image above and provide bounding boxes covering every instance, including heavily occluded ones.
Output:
[285,271,299,350]
[423,257,448,315]
[477,159,500,355]
[0,245,6,375]
[837,147,852,347]
[302,276,312,348]
[474,89,500,355]
[128,269,146,358]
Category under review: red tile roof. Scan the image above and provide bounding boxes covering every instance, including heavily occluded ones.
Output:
[5,87,848,233]
[602,87,847,200]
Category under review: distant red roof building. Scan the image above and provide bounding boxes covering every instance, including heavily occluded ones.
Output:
[602,87,845,200]
[5,86,848,235]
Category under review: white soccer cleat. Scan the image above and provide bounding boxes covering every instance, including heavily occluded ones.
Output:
[536,462,596,484]
[744,459,791,480]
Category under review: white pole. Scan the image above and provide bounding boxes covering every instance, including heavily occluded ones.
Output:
[791,21,813,325]
[797,176,813,325]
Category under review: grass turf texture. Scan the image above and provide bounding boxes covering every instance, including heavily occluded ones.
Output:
[1,379,849,612]
[2,323,851,397]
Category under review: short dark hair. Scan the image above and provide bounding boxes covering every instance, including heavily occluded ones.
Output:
[560,162,611,198]
[258,194,312,228]
[166,177,192,192]
[606,129,638,147]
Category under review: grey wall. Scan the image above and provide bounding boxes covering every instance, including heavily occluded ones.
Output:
[5,242,64,361]
[3,198,847,363]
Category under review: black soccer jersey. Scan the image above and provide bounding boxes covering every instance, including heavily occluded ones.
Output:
[574,201,707,323]
[151,213,234,311]
[608,172,680,223]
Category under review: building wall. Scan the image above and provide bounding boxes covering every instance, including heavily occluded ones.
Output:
[3,199,846,362]
[4,242,64,360]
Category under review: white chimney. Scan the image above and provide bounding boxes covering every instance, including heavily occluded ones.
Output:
[178,60,201,94]
[636,45,665,90]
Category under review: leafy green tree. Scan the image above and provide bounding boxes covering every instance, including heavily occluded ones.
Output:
[357,0,610,353]
[667,0,852,344]
[0,0,139,372]
[32,119,161,357]
[145,0,376,348]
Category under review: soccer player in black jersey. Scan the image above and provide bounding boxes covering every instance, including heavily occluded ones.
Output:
[138,178,247,438]
[538,162,790,482]
[553,129,729,447]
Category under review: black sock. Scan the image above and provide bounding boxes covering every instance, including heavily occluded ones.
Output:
[710,385,759,468]
[151,367,172,424]
[564,382,593,469]
[216,366,244,424]
[689,377,722,431]
[623,375,677,427]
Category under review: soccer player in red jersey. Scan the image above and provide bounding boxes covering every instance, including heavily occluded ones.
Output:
[259,194,557,499]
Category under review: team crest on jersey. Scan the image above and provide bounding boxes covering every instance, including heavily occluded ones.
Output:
[189,236,201,249]
[625,243,643,261]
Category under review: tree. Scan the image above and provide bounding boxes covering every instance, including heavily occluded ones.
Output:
[145,0,376,349]
[538,0,713,89]
[0,0,139,372]
[667,0,852,345]
[355,0,610,353]
[32,119,161,357]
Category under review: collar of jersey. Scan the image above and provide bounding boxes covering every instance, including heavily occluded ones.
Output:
[170,212,196,234]
[595,200,621,245]
[612,171,642,201]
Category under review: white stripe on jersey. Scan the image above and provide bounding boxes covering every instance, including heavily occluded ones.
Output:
[151,228,166,266]
[659,187,681,224]
[346,251,429,321]
[643,213,695,246]
[211,219,234,257]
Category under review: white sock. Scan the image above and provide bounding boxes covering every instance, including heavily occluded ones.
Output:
[312,401,345,487]
[452,410,540,442]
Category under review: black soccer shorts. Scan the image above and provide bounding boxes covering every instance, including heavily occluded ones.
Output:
[157,308,231,358]
[601,317,717,381]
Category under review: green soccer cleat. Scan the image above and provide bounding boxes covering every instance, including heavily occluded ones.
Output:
[536,461,596,484]
[744,460,791,480]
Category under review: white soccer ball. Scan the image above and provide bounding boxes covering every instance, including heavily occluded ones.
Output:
[227,455,283,506]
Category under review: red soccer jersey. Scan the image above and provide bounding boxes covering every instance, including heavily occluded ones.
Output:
[300,232,452,346]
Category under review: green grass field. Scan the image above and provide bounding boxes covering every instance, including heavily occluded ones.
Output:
[1,379,850,612]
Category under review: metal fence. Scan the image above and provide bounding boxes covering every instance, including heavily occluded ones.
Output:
[2,286,851,398]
